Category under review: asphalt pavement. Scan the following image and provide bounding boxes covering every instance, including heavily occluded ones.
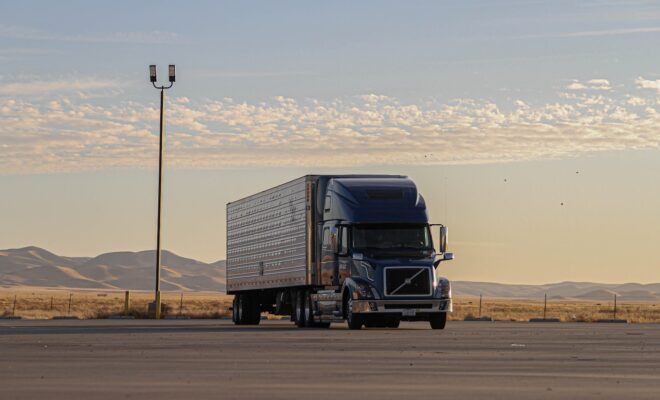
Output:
[1,319,659,400]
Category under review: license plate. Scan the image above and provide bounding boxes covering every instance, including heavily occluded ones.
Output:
[402,309,416,317]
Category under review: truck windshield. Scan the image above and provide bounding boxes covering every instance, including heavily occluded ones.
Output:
[352,224,432,252]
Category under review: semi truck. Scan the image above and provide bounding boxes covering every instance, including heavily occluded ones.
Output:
[226,175,454,329]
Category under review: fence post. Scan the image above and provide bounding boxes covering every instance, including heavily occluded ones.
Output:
[478,294,483,318]
[179,292,184,316]
[12,295,17,317]
[124,291,130,316]
[50,296,54,311]
[614,294,617,320]
[68,293,73,315]
[543,293,547,320]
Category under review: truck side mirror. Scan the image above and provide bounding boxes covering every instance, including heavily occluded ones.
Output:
[439,226,448,254]
[337,226,349,256]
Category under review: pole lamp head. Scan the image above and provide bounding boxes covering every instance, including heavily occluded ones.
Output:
[149,65,157,83]
[168,65,176,83]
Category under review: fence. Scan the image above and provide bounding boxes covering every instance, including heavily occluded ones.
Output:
[0,291,232,319]
[453,293,660,323]
[1,290,659,322]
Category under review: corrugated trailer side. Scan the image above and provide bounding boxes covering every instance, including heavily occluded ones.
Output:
[226,176,314,293]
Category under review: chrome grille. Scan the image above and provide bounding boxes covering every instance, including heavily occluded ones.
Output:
[384,267,432,296]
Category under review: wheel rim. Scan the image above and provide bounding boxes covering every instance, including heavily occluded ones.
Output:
[347,297,353,322]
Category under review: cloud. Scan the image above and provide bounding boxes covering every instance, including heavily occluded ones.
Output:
[636,77,660,91]
[1,80,660,174]
[566,79,612,91]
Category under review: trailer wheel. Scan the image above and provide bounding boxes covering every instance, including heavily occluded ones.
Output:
[235,294,245,325]
[345,292,363,330]
[233,294,260,325]
[429,313,447,330]
[231,296,238,324]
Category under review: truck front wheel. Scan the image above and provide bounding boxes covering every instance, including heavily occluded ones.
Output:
[429,313,447,330]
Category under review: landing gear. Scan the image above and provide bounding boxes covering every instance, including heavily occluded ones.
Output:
[429,312,447,330]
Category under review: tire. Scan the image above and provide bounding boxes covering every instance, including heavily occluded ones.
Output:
[303,291,313,328]
[235,294,245,325]
[429,312,447,330]
[232,296,238,324]
[295,291,306,328]
[234,293,260,325]
[345,293,363,330]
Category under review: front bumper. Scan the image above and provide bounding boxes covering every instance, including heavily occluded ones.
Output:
[351,298,452,316]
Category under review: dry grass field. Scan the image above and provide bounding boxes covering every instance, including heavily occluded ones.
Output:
[0,288,233,320]
[451,297,660,323]
[1,288,659,323]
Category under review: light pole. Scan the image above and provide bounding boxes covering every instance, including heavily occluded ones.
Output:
[149,64,175,319]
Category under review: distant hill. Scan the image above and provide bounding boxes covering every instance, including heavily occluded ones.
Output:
[452,281,660,301]
[0,246,225,292]
[2,246,658,300]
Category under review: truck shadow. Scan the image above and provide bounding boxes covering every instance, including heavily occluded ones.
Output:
[0,320,431,335]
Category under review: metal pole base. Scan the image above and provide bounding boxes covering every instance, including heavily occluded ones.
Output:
[155,290,161,319]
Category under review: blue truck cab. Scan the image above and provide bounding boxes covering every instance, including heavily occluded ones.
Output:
[227,175,453,329]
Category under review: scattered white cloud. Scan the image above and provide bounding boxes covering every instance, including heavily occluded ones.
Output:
[1,78,659,174]
[636,76,660,91]
[566,79,612,91]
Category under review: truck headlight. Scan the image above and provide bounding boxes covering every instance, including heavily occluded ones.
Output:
[435,278,451,299]
[356,281,376,299]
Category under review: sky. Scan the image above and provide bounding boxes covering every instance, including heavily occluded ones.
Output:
[1,1,660,284]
